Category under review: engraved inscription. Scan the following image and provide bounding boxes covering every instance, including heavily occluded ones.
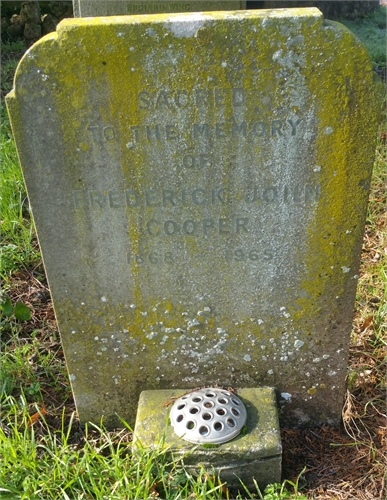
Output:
[87,125,116,142]
[137,88,246,110]
[73,183,320,211]
[145,217,249,237]
[245,184,321,203]
[81,84,315,271]
[126,246,275,266]
[128,119,301,144]
[86,87,304,147]
[225,248,274,262]
[127,251,174,265]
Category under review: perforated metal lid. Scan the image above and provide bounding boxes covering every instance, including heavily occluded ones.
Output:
[170,388,247,444]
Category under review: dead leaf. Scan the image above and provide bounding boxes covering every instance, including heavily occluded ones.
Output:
[149,481,159,497]
[360,315,373,333]
[27,404,47,426]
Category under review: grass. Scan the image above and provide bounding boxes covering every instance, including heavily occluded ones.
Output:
[1,8,386,499]
[337,6,386,72]
[1,397,305,499]
[0,106,40,280]
[1,42,41,281]
[1,399,209,499]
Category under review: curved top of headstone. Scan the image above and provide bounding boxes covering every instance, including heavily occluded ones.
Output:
[11,8,375,77]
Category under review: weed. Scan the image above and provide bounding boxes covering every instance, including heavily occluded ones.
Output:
[0,295,31,321]
[236,467,307,500]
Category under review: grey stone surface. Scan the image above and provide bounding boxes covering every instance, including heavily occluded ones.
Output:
[6,9,381,428]
[133,387,282,491]
[73,0,245,17]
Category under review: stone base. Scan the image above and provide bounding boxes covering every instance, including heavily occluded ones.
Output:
[133,387,282,491]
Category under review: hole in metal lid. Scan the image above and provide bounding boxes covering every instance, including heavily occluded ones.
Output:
[231,407,240,416]
[192,396,202,403]
[204,401,214,408]
[189,406,200,414]
[177,403,186,410]
[205,392,216,397]
[227,418,236,428]
[202,412,213,421]
[186,420,195,430]
[176,414,184,422]
[199,425,210,436]
[216,408,226,416]
[213,421,223,431]
[217,397,228,404]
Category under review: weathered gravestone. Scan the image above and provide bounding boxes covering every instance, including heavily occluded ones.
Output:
[7,9,381,428]
[73,0,245,17]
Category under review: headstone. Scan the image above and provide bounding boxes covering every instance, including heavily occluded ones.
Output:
[73,0,246,17]
[7,9,381,428]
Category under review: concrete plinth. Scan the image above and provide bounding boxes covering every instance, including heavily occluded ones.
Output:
[133,387,282,491]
